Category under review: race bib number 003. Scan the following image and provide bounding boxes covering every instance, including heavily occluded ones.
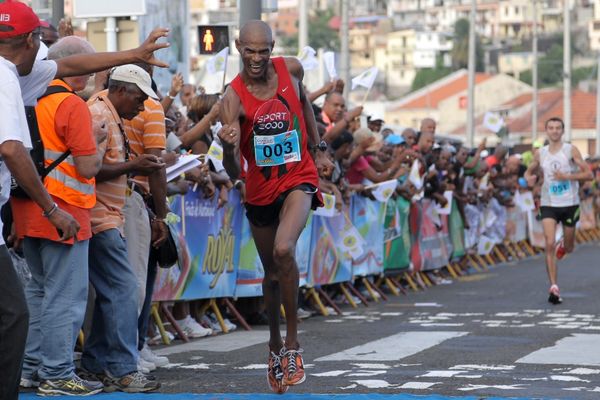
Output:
[254,129,301,167]
[549,180,571,197]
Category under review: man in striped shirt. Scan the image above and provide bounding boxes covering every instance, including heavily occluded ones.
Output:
[82,64,164,392]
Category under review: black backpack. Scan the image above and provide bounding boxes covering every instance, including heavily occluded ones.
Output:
[10,85,74,199]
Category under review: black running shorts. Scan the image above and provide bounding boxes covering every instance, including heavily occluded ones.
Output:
[539,205,580,227]
[245,183,319,228]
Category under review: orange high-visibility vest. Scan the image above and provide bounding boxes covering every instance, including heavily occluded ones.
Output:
[35,79,96,209]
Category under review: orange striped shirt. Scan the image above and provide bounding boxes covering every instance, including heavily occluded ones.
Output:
[122,96,166,192]
[87,93,128,235]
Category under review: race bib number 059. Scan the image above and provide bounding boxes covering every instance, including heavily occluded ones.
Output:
[549,180,571,197]
[254,129,301,167]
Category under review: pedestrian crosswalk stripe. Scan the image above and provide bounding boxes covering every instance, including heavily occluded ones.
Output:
[516,333,600,366]
[314,331,468,362]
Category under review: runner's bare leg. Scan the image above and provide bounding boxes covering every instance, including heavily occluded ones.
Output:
[275,190,313,350]
[563,225,576,254]
[250,223,283,353]
[542,218,558,286]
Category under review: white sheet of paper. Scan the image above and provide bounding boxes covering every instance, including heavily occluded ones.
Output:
[166,154,202,182]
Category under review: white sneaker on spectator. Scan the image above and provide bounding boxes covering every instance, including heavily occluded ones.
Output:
[140,344,169,367]
[138,357,156,373]
[177,315,213,338]
[20,377,40,388]
[199,314,222,332]
[210,313,237,331]
[297,307,313,319]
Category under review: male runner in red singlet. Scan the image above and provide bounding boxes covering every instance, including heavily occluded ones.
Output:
[218,20,331,393]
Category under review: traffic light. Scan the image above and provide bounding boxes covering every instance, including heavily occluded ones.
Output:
[198,25,229,55]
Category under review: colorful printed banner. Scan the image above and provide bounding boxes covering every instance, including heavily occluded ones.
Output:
[448,198,466,259]
[154,190,244,301]
[350,196,385,277]
[410,199,453,271]
[307,211,353,286]
[383,197,411,272]
[234,216,265,298]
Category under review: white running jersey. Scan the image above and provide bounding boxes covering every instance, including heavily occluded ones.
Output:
[540,143,579,207]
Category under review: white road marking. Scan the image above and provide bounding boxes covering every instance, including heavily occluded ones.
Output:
[567,368,600,375]
[352,379,395,389]
[347,370,388,377]
[315,331,468,362]
[450,364,515,371]
[398,381,440,389]
[419,370,466,378]
[351,363,391,369]
[550,375,590,382]
[517,334,600,367]
[458,384,527,391]
[414,302,443,307]
[154,330,302,355]
[235,364,268,370]
[311,370,349,377]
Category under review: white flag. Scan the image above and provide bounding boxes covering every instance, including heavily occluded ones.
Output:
[351,67,378,90]
[369,179,398,202]
[436,190,454,215]
[314,193,337,217]
[205,47,229,74]
[483,111,504,133]
[408,159,423,190]
[477,235,495,255]
[478,173,489,191]
[297,46,319,71]
[516,190,535,212]
[207,140,224,171]
[339,223,366,260]
[323,51,337,80]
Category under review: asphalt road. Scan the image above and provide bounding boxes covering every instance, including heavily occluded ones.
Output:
[21,241,600,400]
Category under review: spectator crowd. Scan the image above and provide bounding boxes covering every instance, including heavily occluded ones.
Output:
[1,2,600,399]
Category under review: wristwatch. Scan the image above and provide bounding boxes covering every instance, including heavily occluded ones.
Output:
[311,140,328,152]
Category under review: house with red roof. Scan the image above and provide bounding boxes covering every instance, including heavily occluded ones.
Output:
[385,69,532,135]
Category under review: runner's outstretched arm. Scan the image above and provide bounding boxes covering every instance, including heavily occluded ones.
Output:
[218,85,242,180]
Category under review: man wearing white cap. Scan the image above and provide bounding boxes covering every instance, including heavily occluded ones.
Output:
[367,112,384,133]
[81,64,164,392]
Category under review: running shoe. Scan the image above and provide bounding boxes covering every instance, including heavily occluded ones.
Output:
[280,347,306,386]
[102,371,160,393]
[37,375,103,396]
[548,284,563,305]
[555,239,566,260]
[267,350,288,394]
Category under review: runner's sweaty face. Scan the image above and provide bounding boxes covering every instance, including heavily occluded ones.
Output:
[236,21,274,81]
[545,120,564,143]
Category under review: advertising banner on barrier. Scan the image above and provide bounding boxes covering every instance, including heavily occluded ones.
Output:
[527,210,545,248]
[506,207,528,242]
[580,198,596,230]
[410,199,453,271]
[448,198,466,259]
[308,211,353,286]
[153,190,243,301]
[350,196,385,277]
[383,197,410,272]
[235,217,264,298]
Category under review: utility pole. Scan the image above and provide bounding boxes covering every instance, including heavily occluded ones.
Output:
[51,0,64,27]
[466,0,476,148]
[238,0,262,69]
[105,17,118,52]
[563,0,572,142]
[596,54,600,156]
[340,0,350,102]
[532,0,539,142]
[299,0,308,50]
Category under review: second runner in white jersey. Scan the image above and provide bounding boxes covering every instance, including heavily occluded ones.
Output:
[540,143,579,208]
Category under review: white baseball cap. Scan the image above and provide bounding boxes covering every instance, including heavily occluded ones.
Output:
[110,64,158,99]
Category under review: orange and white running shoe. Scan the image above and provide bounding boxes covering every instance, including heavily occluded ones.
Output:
[267,351,288,394]
[281,347,305,386]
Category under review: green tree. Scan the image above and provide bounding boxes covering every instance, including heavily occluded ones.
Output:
[451,18,484,71]
[279,8,340,53]
[411,67,452,92]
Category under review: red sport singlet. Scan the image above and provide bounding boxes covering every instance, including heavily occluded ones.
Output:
[230,57,322,206]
